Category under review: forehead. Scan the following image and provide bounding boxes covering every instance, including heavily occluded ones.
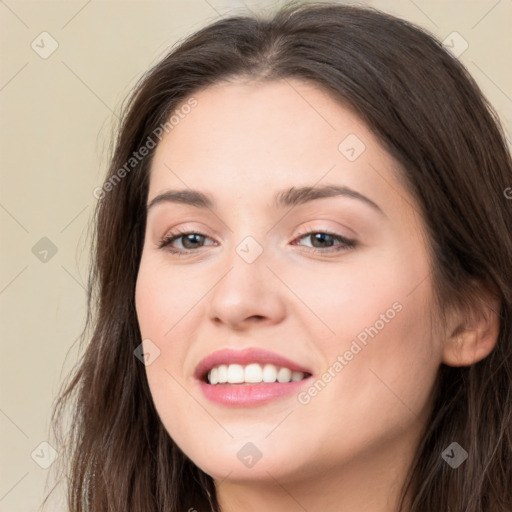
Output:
[148,78,408,216]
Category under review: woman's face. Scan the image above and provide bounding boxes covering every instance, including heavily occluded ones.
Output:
[135,79,444,488]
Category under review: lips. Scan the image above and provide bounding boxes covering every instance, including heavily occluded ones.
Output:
[194,347,313,407]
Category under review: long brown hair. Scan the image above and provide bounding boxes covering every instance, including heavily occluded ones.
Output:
[48,2,512,511]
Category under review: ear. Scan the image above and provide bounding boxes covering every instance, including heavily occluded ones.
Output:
[442,287,501,367]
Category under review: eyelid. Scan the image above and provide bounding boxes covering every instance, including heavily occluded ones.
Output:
[157,222,219,244]
[293,224,353,242]
[157,227,217,251]
[290,226,356,254]
[157,224,357,256]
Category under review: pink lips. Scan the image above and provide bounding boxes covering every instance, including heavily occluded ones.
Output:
[194,347,313,407]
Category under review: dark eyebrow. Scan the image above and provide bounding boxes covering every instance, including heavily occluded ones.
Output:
[147,189,213,210]
[147,184,385,216]
[273,185,385,215]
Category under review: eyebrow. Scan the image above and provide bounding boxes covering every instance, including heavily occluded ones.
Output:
[147,184,385,216]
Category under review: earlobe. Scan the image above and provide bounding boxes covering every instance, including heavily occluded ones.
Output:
[442,294,501,367]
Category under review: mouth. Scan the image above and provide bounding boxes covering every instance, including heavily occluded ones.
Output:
[195,347,313,406]
[204,363,310,385]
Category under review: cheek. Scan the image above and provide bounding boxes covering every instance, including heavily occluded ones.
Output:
[295,250,440,449]
[135,258,207,445]
[135,255,204,341]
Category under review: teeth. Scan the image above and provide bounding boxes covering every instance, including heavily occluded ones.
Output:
[291,371,304,381]
[206,363,306,385]
[277,367,292,383]
[245,363,263,383]
[262,364,277,383]
[217,364,228,383]
[227,364,244,383]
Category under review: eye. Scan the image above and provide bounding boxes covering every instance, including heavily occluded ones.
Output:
[157,228,356,256]
[158,229,216,254]
[291,230,356,253]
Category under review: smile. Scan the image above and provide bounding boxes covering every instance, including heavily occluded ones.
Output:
[195,347,313,406]
[207,363,307,384]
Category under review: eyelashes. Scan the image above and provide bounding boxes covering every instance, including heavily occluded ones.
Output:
[158,229,216,254]
[157,227,357,256]
[291,230,356,253]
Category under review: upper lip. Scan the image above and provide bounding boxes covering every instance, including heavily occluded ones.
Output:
[194,347,312,381]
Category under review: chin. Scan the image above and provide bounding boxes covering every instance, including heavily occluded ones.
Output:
[177,435,305,482]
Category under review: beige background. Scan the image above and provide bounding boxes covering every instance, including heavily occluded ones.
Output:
[1,1,511,510]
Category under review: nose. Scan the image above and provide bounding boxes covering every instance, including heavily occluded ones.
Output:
[207,243,287,330]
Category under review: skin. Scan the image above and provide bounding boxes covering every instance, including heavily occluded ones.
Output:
[135,79,499,511]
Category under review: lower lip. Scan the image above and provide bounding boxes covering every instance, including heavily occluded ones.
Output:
[199,378,311,407]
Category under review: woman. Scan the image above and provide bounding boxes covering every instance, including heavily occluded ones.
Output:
[50,2,512,511]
